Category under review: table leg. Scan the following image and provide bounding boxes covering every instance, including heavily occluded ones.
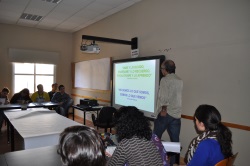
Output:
[97,110,99,118]
[10,124,15,151]
[84,111,86,125]
[7,120,10,144]
[72,107,75,121]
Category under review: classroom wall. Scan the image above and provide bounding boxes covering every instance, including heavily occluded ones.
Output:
[72,0,250,165]
[1,0,248,165]
[0,24,73,95]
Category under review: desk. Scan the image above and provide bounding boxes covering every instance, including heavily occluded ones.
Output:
[1,144,112,166]
[0,155,7,166]
[0,102,59,110]
[4,108,81,151]
[1,102,59,143]
[71,105,103,125]
[2,145,62,166]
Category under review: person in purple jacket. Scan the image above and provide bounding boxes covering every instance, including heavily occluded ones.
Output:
[185,104,233,166]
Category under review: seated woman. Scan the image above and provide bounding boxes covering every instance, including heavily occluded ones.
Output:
[58,125,106,166]
[185,104,233,166]
[107,106,163,166]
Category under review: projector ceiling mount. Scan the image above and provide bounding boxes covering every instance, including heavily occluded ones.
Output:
[81,35,138,53]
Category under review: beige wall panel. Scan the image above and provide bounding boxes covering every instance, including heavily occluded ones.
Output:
[72,0,250,165]
[0,24,72,95]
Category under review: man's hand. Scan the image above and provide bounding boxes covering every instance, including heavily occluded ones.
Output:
[160,106,167,117]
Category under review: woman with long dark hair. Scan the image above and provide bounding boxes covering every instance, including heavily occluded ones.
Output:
[108,106,163,166]
[185,104,233,166]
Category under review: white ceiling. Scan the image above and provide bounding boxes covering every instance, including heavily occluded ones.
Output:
[0,0,141,33]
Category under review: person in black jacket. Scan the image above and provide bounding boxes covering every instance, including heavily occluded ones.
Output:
[48,83,58,100]
[51,85,73,116]
[10,88,32,104]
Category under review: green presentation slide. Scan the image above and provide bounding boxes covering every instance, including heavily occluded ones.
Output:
[114,60,156,113]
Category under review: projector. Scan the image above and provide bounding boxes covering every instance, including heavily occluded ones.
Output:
[80,44,100,54]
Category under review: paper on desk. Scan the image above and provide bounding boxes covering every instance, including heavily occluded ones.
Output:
[106,146,116,156]
[162,142,180,153]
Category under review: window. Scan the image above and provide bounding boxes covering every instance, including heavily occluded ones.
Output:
[14,63,55,93]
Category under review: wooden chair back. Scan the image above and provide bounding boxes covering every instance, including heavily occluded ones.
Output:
[215,152,238,166]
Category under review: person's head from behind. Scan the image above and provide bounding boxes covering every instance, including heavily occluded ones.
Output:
[20,88,30,97]
[1,87,10,97]
[58,125,106,166]
[115,106,152,141]
[161,60,176,76]
[194,104,233,158]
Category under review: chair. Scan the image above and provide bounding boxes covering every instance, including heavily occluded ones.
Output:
[92,106,117,133]
[215,152,238,166]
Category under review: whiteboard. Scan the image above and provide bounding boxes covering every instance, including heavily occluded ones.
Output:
[74,58,111,90]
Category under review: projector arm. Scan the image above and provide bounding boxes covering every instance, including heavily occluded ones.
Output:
[82,35,138,50]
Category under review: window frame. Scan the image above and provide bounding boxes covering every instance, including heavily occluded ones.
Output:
[13,63,56,94]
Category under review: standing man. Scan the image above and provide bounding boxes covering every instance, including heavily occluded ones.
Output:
[31,84,50,102]
[0,87,10,132]
[154,60,183,166]
[51,85,73,117]
[48,83,58,100]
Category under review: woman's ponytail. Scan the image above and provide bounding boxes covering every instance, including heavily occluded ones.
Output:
[216,122,233,158]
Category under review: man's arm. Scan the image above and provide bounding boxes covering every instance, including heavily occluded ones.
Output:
[51,93,59,102]
[44,92,50,102]
[30,92,37,102]
[158,78,170,116]
[10,94,18,104]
